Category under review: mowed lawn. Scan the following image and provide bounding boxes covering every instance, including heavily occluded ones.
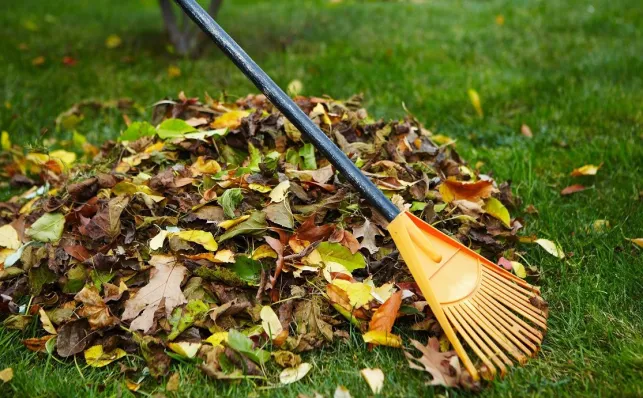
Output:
[1,0,642,397]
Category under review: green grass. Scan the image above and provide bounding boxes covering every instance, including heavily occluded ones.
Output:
[1,0,642,396]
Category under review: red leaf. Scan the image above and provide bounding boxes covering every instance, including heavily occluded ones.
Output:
[63,245,92,262]
[560,184,586,195]
[296,215,335,242]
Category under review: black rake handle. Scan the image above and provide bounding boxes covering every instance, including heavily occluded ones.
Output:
[174,0,400,222]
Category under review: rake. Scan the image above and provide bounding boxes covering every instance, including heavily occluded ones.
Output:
[174,0,548,381]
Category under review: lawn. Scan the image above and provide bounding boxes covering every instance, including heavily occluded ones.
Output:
[1,0,642,396]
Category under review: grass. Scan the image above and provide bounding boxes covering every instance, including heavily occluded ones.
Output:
[1,0,642,396]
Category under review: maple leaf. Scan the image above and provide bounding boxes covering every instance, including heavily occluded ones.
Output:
[352,219,382,254]
[121,255,187,332]
[75,286,118,330]
[439,178,493,203]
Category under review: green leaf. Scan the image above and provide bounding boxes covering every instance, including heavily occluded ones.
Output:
[217,188,243,219]
[285,148,300,166]
[247,143,261,172]
[227,329,270,365]
[168,300,209,341]
[26,213,65,243]
[263,151,280,171]
[62,264,87,294]
[483,197,511,227]
[183,128,228,141]
[156,118,197,139]
[230,256,263,286]
[299,143,317,170]
[316,242,366,271]
[220,145,247,166]
[218,211,267,242]
[409,201,427,212]
[29,265,57,296]
[119,121,156,141]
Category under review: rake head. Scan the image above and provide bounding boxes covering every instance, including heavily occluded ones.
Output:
[388,212,548,381]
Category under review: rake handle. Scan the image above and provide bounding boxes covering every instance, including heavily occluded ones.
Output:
[174,0,401,222]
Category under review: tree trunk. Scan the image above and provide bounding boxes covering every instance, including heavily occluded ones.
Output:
[159,0,223,57]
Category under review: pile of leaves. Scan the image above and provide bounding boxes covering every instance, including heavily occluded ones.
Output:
[0,93,527,390]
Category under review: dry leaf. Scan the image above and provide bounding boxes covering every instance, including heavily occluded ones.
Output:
[166,372,180,391]
[121,255,187,332]
[352,219,382,254]
[368,291,402,338]
[439,178,493,203]
[560,184,587,195]
[467,89,483,117]
[334,385,352,398]
[405,337,461,387]
[360,368,384,394]
[534,238,565,258]
[260,305,283,340]
[75,286,118,330]
[571,163,602,176]
[279,362,312,384]
[0,368,13,383]
[628,238,643,248]
[520,124,533,138]
[84,345,127,367]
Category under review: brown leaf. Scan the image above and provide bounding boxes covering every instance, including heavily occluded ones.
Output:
[438,178,493,203]
[67,177,98,201]
[75,286,118,330]
[63,245,92,262]
[296,215,335,242]
[121,255,187,332]
[57,318,91,357]
[22,335,55,352]
[352,219,382,254]
[405,337,462,387]
[81,196,130,240]
[560,184,587,195]
[329,229,361,255]
[520,124,533,138]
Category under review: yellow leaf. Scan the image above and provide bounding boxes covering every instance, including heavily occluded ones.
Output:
[510,261,526,278]
[167,65,181,78]
[105,34,122,49]
[125,379,141,391]
[174,230,218,251]
[168,341,201,358]
[279,362,312,385]
[362,330,402,348]
[628,238,643,248]
[0,368,13,383]
[483,197,511,227]
[332,280,373,308]
[260,306,284,340]
[149,230,169,250]
[204,332,228,347]
[269,180,290,203]
[84,345,126,367]
[592,219,610,232]
[191,156,221,175]
[39,308,57,335]
[430,134,455,146]
[166,372,180,392]
[371,282,395,304]
[32,56,45,66]
[252,244,278,260]
[467,89,483,118]
[112,181,154,196]
[1,131,10,150]
[311,103,332,126]
[360,368,384,394]
[249,183,272,193]
[534,239,565,259]
[49,150,76,166]
[287,79,303,96]
[211,110,250,129]
[144,141,165,153]
[218,215,250,230]
[571,163,602,177]
[0,224,20,250]
[495,15,505,25]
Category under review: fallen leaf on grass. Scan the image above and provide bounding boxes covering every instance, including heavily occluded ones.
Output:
[360,368,384,394]
[166,372,180,391]
[279,362,312,384]
[405,337,462,387]
[628,238,643,248]
[334,385,352,398]
[368,291,402,342]
[534,239,565,258]
[362,330,402,348]
[84,345,127,367]
[483,197,511,226]
[32,56,45,66]
[0,368,13,383]
[168,341,201,358]
[571,163,602,176]
[520,124,533,138]
[121,255,187,332]
[39,308,57,334]
[168,65,181,78]
[467,89,483,118]
[592,219,610,232]
[105,34,122,49]
[560,184,587,195]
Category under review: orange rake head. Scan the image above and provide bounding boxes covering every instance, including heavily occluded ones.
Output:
[388,211,548,381]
